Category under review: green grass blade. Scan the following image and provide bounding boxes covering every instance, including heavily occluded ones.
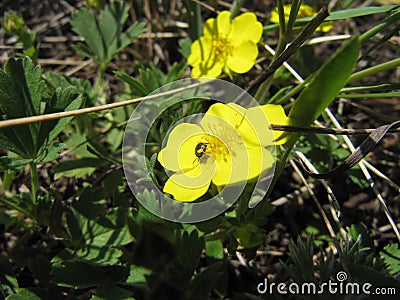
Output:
[289,36,360,126]
[264,5,400,31]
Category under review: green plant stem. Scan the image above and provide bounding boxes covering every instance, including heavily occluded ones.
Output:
[275,0,302,58]
[341,83,400,93]
[30,162,39,201]
[186,0,202,40]
[230,0,246,19]
[338,92,400,98]
[360,9,400,43]
[96,67,105,91]
[0,197,33,218]
[347,58,400,83]
[2,171,15,191]
[275,0,287,57]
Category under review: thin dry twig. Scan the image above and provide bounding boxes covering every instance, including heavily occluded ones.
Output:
[325,108,400,242]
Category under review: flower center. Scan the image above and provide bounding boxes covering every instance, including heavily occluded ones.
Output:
[203,135,228,160]
[194,122,243,163]
[214,36,232,59]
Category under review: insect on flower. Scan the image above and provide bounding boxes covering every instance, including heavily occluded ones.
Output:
[193,142,209,163]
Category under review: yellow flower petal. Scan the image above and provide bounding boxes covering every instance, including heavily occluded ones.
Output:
[226,41,258,74]
[318,22,334,33]
[216,11,231,36]
[269,4,333,32]
[230,12,262,44]
[203,17,217,38]
[202,103,274,148]
[270,4,295,23]
[158,123,204,172]
[164,176,210,202]
[200,103,245,145]
[163,157,216,202]
[191,60,224,78]
[211,146,274,187]
[167,156,216,188]
[269,7,279,24]
[235,105,275,147]
[188,38,204,67]
[298,5,317,18]
[241,147,274,181]
[260,104,291,144]
[201,102,243,128]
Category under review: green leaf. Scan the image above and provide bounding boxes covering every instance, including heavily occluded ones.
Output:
[103,169,125,197]
[93,284,134,300]
[178,231,204,278]
[205,239,224,259]
[348,223,374,248]
[189,262,226,298]
[125,265,151,287]
[63,132,96,158]
[75,245,124,266]
[28,256,52,283]
[326,5,400,21]
[6,288,64,300]
[50,260,107,288]
[67,206,132,247]
[0,254,17,292]
[131,220,178,270]
[71,43,95,61]
[35,141,65,163]
[0,156,33,171]
[380,243,400,275]
[117,22,146,54]
[0,57,42,119]
[179,37,192,58]
[233,224,266,248]
[71,2,145,67]
[71,8,104,62]
[74,187,107,220]
[54,157,105,179]
[114,70,150,96]
[347,261,400,289]
[0,57,43,158]
[65,205,132,265]
[139,67,162,92]
[165,61,187,83]
[0,58,83,160]
[289,36,360,126]
[6,289,42,300]
[36,86,83,159]
[99,2,129,56]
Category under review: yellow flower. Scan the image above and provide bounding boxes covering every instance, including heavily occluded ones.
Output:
[270,4,333,32]
[188,11,263,78]
[158,103,291,202]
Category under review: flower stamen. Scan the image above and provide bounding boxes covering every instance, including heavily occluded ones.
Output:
[214,36,232,60]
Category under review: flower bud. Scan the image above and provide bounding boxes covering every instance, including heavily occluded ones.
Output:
[3,12,24,35]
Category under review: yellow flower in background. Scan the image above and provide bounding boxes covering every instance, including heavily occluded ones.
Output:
[157,103,291,202]
[188,11,263,78]
[270,4,333,32]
